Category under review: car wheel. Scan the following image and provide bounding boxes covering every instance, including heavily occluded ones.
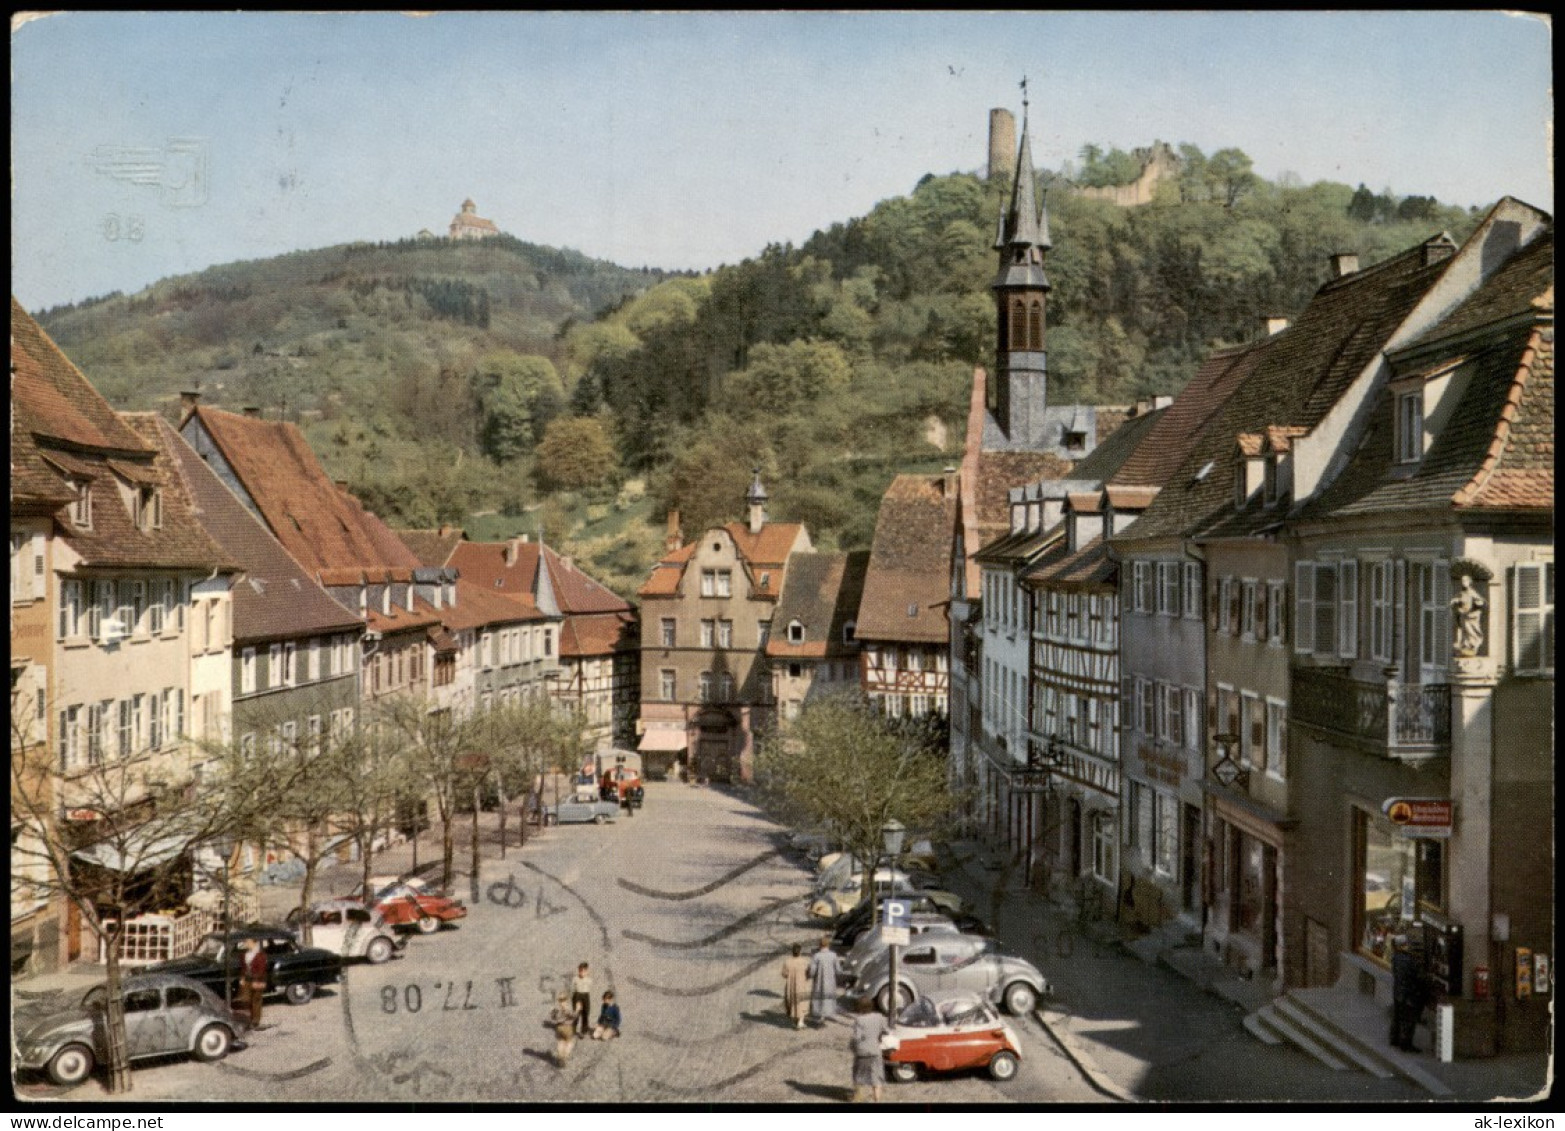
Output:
[988,1049,1019,1081]
[285,980,317,1005]
[888,1060,918,1084]
[416,915,440,935]
[1003,981,1037,1016]
[46,1043,95,1086]
[366,936,394,964]
[875,983,913,1013]
[593,813,607,825]
[192,1023,233,1062]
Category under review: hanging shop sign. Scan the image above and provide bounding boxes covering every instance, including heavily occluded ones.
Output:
[1381,797,1453,838]
[64,808,104,822]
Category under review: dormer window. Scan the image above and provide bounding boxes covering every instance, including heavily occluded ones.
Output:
[842,620,856,645]
[136,486,162,531]
[71,483,93,529]
[1063,430,1087,453]
[787,620,805,645]
[1396,390,1425,464]
[1263,457,1279,505]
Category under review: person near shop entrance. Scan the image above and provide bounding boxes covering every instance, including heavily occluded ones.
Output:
[1390,936,1426,1051]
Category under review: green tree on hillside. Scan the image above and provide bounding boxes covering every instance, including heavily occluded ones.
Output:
[534,416,619,493]
[473,352,564,463]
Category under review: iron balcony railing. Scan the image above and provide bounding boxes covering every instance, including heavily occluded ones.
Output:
[1293,666,1451,757]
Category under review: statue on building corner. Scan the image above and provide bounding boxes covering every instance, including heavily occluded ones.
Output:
[1451,571,1487,657]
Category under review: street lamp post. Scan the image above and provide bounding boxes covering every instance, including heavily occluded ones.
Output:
[881,818,906,1027]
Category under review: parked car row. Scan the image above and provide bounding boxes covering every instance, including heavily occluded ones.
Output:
[789,828,1051,1087]
[16,874,469,1088]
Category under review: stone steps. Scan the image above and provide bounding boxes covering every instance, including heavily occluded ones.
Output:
[1243,988,1453,1097]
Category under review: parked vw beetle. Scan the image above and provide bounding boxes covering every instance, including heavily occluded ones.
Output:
[846,933,1050,1016]
[883,993,1023,1082]
[14,972,240,1086]
[286,899,406,963]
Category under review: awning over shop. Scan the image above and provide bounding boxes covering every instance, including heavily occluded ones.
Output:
[72,832,191,873]
[638,729,688,752]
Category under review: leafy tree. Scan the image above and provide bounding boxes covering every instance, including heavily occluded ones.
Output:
[755,692,959,907]
[473,352,566,464]
[534,415,620,492]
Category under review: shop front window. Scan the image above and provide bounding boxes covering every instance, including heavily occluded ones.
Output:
[1358,811,1445,962]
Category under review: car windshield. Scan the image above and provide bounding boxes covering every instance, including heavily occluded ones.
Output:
[941,1000,991,1026]
[897,998,940,1028]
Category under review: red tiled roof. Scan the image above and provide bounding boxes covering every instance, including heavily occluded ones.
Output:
[560,611,638,658]
[857,475,955,644]
[12,298,152,455]
[637,524,805,600]
[367,595,442,635]
[188,405,422,573]
[161,416,362,644]
[438,579,549,631]
[397,527,464,567]
[1454,323,1553,510]
[449,539,631,615]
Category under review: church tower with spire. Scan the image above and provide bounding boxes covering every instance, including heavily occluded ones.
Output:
[990,89,1053,449]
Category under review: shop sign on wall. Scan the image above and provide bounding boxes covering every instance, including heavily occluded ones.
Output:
[1382,797,1453,838]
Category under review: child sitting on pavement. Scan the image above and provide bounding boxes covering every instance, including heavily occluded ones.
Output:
[591,991,621,1040]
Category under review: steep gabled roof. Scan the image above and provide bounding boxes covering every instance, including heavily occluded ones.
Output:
[161,416,361,644]
[636,522,806,601]
[1109,342,1266,489]
[857,474,956,644]
[447,539,631,616]
[397,527,464,568]
[12,298,152,456]
[188,405,421,573]
[1122,236,1458,542]
[766,550,869,659]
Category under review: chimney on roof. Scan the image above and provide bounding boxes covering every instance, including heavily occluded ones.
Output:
[666,510,683,553]
[1330,252,1359,279]
[560,556,574,572]
[942,466,958,501]
[1151,394,1173,410]
[505,538,522,568]
[438,523,453,538]
[1423,236,1457,267]
[1134,397,1150,417]
[242,405,261,418]
[1263,315,1291,337]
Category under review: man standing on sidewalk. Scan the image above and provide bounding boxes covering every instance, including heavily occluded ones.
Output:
[241,939,269,1032]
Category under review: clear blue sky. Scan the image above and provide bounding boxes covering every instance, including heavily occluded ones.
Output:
[10,10,1553,312]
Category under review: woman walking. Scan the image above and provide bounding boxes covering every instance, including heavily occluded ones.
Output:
[806,934,844,1026]
[781,942,811,1029]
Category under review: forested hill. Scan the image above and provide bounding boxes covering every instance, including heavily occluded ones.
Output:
[34,153,1483,596]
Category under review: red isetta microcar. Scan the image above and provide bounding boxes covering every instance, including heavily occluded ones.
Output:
[883,994,1023,1082]
[365,876,468,935]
